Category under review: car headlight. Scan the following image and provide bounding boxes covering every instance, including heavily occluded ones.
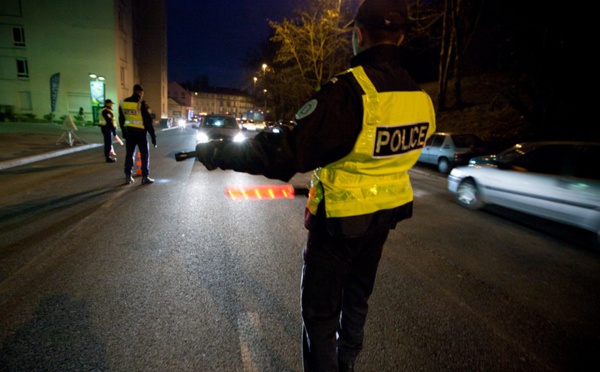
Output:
[178,119,186,127]
[233,132,246,142]
[196,132,209,143]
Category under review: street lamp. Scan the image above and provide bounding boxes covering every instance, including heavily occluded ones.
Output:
[263,89,267,109]
[262,63,267,76]
[253,76,258,106]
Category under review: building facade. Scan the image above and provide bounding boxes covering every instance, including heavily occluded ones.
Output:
[0,0,167,123]
[189,87,255,120]
[167,82,255,122]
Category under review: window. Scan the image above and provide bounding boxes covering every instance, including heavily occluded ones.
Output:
[16,58,28,78]
[12,26,25,47]
[18,91,32,110]
[118,6,125,32]
[120,66,125,87]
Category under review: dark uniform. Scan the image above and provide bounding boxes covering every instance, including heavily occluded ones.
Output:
[197,44,436,370]
[119,84,156,184]
[196,0,438,368]
[99,99,116,162]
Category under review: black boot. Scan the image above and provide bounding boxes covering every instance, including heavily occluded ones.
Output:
[141,176,154,184]
[126,174,134,184]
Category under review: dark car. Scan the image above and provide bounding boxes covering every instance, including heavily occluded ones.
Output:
[194,114,246,143]
[418,132,488,173]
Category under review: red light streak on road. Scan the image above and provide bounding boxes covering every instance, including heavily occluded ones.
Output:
[225,184,295,201]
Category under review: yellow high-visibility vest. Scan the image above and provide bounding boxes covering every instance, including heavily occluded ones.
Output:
[99,107,114,127]
[306,66,436,218]
[121,101,144,129]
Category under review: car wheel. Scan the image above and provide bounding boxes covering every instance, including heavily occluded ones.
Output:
[438,158,450,173]
[456,179,485,209]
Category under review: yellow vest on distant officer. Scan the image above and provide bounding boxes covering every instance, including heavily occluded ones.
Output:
[306,66,436,219]
[99,107,114,127]
[121,101,144,129]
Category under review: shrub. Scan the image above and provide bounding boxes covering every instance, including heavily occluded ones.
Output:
[43,112,56,122]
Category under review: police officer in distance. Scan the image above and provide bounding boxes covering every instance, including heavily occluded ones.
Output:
[119,84,157,184]
[99,99,117,163]
[195,0,436,370]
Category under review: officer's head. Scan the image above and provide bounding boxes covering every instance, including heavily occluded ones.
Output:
[133,84,144,96]
[345,0,408,55]
[105,99,113,107]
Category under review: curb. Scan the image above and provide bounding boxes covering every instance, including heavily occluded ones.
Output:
[0,143,102,171]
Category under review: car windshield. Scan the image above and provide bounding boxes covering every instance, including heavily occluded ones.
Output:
[451,134,484,148]
[203,116,238,129]
[496,142,543,162]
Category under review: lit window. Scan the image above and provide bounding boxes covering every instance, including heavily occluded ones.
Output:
[12,27,25,47]
[16,58,28,78]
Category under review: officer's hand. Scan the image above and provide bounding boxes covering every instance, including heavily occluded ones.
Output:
[196,142,218,170]
[151,137,157,147]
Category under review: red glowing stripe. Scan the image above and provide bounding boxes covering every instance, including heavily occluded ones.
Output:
[225,185,295,200]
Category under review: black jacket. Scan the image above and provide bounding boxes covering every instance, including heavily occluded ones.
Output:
[211,45,423,182]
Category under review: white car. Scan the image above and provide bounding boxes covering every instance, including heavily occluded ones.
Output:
[447,141,600,242]
[418,132,488,173]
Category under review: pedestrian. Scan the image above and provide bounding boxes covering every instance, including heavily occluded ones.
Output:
[78,107,85,125]
[194,0,436,370]
[119,84,157,184]
[99,99,117,163]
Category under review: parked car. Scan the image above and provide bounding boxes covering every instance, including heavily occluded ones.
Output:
[194,114,246,143]
[447,141,600,242]
[418,132,488,173]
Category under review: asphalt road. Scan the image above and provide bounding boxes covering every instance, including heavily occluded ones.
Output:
[1,127,599,371]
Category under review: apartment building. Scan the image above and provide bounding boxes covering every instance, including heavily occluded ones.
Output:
[168,81,255,121]
[0,0,167,122]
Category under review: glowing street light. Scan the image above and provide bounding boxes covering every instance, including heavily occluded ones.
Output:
[253,76,258,105]
[263,89,267,108]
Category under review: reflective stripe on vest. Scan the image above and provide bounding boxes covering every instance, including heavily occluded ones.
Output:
[121,101,144,129]
[306,66,436,218]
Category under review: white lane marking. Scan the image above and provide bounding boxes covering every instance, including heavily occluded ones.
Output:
[238,312,261,372]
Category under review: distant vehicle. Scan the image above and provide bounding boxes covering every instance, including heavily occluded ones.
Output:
[195,114,246,143]
[239,119,266,132]
[418,132,487,173]
[447,141,600,242]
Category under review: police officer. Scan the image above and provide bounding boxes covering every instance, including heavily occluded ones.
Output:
[99,99,117,163]
[119,84,156,184]
[195,0,436,370]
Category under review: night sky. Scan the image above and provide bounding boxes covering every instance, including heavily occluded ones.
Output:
[167,0,302,89]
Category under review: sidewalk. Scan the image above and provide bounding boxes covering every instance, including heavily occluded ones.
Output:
[0,121,314,188]
[0,122,104,170]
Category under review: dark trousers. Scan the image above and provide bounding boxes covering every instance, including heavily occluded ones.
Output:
[301,223,389,371]
[124,129,150,177]
[100,125,113,159]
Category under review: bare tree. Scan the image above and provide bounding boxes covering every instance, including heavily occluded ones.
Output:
[409,0,483,111]
[267,0,351,118]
